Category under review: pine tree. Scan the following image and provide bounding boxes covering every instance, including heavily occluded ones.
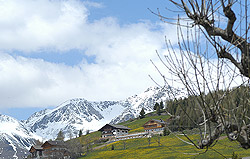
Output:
[154,103,159,110]
[166,100,176,115]
[86,130,90,135]
[160,101,164,109]
[79,129,83,137]
[56,130,65,141]
[156,106,161,115]
[163,127,170,136]
[139,108,145,119]
[175,104,182,116]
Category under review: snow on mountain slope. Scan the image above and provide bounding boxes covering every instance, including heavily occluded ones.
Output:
[24,99,127,140]
[0,114,39,159]
[110,86,176,124]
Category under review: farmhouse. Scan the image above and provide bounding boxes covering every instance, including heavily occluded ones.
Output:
[41,141,70,159]
[29,145,43,159]
[98,124,131,138]
[29,141,70,159]
[143,119,166,133]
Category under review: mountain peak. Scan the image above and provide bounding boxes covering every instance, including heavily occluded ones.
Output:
[0,114,16,123]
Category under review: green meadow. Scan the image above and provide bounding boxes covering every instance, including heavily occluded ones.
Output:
[80,135,250,159]
[118,113,170,132]
[78,114,250,159]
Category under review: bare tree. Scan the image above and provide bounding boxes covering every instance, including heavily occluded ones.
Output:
[122,140,126,150]
[147,136,152,146]
[81,134,92,154]
[151,0,250,150]
[66,139,82,159]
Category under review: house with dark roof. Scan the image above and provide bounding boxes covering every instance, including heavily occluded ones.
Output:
[143,119,166,133]
[29,145,43,159]
[29,141,70,159]
[98,124,131,138]
[41,141,70,159]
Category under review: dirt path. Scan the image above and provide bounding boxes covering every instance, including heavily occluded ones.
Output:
[218,136,227,140]
[93,141,115,150]
[93,144,108,150]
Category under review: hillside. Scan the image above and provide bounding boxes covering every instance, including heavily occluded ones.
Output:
[117,113,170,133]
[80,134,250,159]
[69,113,170,151]
[77,113,250,159]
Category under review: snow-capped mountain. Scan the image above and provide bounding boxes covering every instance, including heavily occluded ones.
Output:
[110,86,169,124]
[23,99,128,140]
[0,114,39,159]
[24,86,183,140]
[110,85,186,124]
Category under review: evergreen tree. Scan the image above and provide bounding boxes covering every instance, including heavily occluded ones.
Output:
[139,108,145,119]
[160,101,164,109]
[79,129,83,137]
[56,130,65,141]
[154,103,159,110]
[86,130,90,135]
[234,89,241,107]
[156,106,161,115]
[166,100,176,115]
[175,104,182,116]
[163,127,170,136]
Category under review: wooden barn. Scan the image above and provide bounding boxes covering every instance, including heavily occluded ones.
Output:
[98,124,131,138]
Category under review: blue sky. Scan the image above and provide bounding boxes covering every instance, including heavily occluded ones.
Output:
[0,0,179,120]
[87,0,169,24]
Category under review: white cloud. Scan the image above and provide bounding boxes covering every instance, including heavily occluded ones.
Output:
[0,0,177,53]
[0,0,179,108]
[0,0,89,51]
[0,52,167,108]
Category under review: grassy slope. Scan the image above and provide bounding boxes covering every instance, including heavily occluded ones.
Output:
[68,131,102,147]
[118,113,170,133]
[80,134,250,159]
[79,113,250,159]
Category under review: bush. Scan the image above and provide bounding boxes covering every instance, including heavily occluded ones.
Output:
[232,152,241,159]
[163,127,170,136]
